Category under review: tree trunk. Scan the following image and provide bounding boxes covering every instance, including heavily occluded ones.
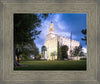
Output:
[17,55,20,63]
[14,47,18,66]
[14,44,20,67]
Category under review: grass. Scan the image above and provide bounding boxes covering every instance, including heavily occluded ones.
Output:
[14,60,86,70]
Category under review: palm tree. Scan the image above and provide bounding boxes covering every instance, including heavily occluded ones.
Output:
[41,52,43,58]
[51,52,55,60]
[54,51,56,60]
[41,46,47,59]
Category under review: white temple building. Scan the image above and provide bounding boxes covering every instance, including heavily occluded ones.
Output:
[44,22,80,60]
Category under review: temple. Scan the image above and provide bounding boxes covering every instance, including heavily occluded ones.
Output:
[44,22,80,60]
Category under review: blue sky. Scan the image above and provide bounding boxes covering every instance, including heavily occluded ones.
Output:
[34,13,87,53]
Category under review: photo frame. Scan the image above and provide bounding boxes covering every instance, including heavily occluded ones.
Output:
[0,0,100,84]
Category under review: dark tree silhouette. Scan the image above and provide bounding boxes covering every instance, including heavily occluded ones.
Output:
[14,14,49,66]
[81,29,87,44]
[60,45,69,60]
[41,45,47,59]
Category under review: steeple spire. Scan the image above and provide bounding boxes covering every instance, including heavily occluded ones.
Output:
[49,22,55,34]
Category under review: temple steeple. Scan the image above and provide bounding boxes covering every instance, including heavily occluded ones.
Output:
[49,21,55,34]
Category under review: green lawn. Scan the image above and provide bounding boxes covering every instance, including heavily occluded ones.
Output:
[14,60,86,70]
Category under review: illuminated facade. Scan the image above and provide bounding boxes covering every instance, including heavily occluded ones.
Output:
[44,22,80,60]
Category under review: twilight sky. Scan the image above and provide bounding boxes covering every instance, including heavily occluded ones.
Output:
[34,13,87,53]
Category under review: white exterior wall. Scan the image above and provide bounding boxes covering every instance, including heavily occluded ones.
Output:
[57,35,80,59]
[44,35,57,60]
[44,34,80,60]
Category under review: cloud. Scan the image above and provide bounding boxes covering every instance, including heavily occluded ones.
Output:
[53,14,60,22]
[82,47,87,53]
[39,20,49,40]
[53,14,69,30]
[35,43,42,52]
[55,29,76,40]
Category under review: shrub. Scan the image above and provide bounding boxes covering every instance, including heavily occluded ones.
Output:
[80,58,86,60]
